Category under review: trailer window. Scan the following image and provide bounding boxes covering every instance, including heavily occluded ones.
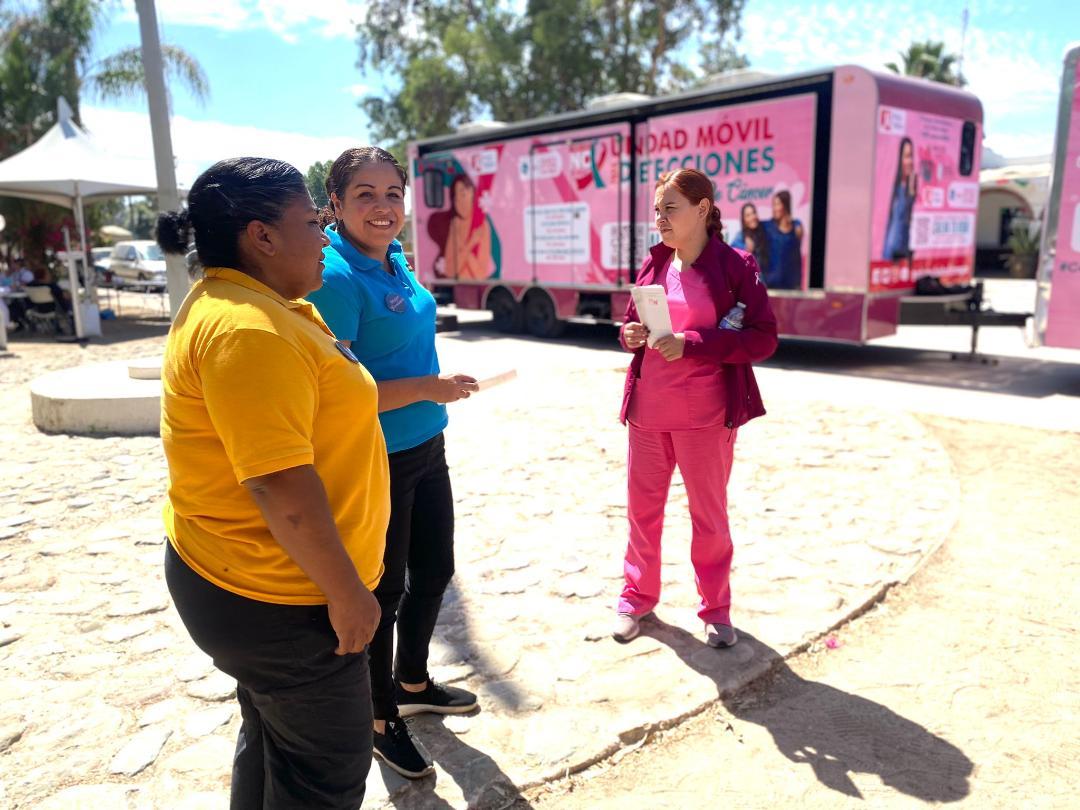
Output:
[959,122,976,176]
[422,168,445,209]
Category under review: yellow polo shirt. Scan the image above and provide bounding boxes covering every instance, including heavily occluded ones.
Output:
[161,267,388,604]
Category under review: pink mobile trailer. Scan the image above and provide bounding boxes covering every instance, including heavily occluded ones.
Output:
[1035,43,1080,350]
[409,65,982,341]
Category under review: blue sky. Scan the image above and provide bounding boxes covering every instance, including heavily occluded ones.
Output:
[82,1,1078,185]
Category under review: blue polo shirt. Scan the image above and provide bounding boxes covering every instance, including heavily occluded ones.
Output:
[307,227,447,454]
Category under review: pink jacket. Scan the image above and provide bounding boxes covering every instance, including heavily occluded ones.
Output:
[619,236,778,428]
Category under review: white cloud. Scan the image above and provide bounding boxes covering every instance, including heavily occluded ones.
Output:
[343,83,373,98]
[982,131,1056,160]
[963,31,1058,118]
[739,1,1059,157]
[117,1,366,41]
[81,105,367,186]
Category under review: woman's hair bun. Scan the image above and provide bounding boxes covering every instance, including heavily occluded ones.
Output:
[156,209,193,255]
[317,205,336,229]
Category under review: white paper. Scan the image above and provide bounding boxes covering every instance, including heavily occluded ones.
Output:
[475,368,517,392]
[631,285,673,347]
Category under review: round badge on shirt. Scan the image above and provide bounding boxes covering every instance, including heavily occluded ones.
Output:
[334,340,360,364]
[385,292,406,313]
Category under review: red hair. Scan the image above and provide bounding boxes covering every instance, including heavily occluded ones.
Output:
[656,169,723,239]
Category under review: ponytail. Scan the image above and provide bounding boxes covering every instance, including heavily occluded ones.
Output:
[317,204,336,229]
[156,208,193,255]
[706,204,724,241]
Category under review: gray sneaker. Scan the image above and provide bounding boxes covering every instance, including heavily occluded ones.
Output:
[705,623,738,648]
[612,612,643,643]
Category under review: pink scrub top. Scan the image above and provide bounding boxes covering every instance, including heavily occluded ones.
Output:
[627,255,727,431]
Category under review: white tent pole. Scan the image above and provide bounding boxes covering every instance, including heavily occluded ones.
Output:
[73,184,99,307]
[136,0,188,319]
[63,227,85,339]
[74,183,88,258]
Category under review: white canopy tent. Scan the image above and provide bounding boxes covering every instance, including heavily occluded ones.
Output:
[0,98,160,338]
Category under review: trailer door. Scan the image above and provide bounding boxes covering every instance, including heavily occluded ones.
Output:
[525,126,632,288]
[1037,45,1080,349]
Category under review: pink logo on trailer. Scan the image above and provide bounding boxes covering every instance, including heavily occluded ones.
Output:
[878,107,907,135]
[519,152,562,181]
[469,150,500,175]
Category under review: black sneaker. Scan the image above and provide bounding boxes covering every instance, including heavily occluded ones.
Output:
[372,717,434,779]
[396,679,478,718]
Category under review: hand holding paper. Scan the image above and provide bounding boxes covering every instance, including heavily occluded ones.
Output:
[430,373,479,403]
[630,285,673,348]
[475,369,517,391]
[622,322,649,349]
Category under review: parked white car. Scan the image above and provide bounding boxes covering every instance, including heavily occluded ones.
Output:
[91,247,112,280]
[91,247,112,267]
[108,240,166,285]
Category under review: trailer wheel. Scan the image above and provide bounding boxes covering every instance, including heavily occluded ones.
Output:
[524,292,566,339]
[487,288,524,333]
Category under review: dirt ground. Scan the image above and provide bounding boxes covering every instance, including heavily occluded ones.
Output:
[520,416,1080,809]
[3,315,1078,808]
[0,316,963,809]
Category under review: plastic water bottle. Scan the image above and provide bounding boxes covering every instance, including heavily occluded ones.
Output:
[720,301,746,331]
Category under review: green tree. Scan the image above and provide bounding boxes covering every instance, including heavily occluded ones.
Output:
[89,44,209,109]
[84,196,125,234]
[0,0,209,159]
[357,1,520,156]
[121,196,159,240]
[0,0,209,266]
[305,160,333,208]
[356,0,747,155]
[0,0,96,157]
[0,197,77,277]
[885,40,966,87]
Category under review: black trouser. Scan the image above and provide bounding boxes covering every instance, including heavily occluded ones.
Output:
[165,543,372,810]
[6,296,29,328]
[370,431,456,720]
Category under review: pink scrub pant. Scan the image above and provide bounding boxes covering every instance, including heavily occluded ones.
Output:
[619,422,736,625]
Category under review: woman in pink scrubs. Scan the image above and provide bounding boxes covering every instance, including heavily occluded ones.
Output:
[615,169,778,647]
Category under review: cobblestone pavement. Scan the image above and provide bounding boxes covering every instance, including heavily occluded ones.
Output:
[518,418,1080,809]
[1,319,959,808]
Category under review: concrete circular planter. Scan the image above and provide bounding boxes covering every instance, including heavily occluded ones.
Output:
[30,357,162,435]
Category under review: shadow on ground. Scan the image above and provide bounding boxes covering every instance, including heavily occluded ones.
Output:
[2,315,169,349]
[446,318,1080,400]
[380,715,534,810]
[767,339,1080,399]
[642,617,973,803]
[378,578,533,809]
[443,319,621,354]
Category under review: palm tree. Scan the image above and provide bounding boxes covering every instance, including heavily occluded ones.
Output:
[0,0,209,269]
[0,0,209,157]
[89,44,209,108]
[885,40,965,87]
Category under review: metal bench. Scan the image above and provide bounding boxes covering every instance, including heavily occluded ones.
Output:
[899,281,1031,363]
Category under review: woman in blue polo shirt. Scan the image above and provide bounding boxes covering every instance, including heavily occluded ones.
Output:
[307,147,479,779]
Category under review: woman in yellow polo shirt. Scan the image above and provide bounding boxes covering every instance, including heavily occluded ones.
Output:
[157,156,389,810]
